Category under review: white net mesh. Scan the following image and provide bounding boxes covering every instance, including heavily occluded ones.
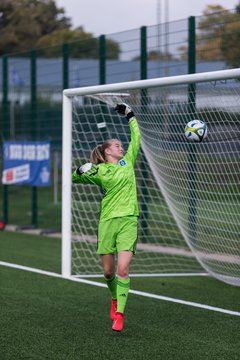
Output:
[69,74,240,285]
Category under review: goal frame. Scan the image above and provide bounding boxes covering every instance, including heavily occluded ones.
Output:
[61,68,240,278]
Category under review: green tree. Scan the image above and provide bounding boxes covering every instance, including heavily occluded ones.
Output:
[196,5,233,61]
[178,4,240,67]
[0,0,71,55]
[36,27,120,59]
[133,50,174,61]
[0,0,120,59]
[220,14,240,67]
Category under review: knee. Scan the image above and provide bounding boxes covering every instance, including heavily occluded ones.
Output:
[104,269,115,279]
[117,266,128,279]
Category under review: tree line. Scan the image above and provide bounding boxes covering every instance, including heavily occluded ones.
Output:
[0,1,240,67]
[0,0,120,58]
[178,5,240,67]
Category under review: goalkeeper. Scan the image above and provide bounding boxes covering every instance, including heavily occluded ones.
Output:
[72,103,140,332]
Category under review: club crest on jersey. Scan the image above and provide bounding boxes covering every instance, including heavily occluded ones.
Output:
[119,159,126,166]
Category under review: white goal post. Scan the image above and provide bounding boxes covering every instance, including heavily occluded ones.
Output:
[62,68,240,286]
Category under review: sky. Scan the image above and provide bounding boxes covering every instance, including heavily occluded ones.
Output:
[55,0,239,36]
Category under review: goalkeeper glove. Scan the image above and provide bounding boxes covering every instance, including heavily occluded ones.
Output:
[76,162,94,175]
[114,103,135,122]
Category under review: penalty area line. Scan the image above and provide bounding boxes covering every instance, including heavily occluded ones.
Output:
[0,261,240,317]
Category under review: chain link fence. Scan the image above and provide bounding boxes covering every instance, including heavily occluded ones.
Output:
[0,9,239,229]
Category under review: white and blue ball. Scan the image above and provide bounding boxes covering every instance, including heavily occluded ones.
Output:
[184,120,207,142]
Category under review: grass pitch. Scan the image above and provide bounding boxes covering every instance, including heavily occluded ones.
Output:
[0,231,240,360]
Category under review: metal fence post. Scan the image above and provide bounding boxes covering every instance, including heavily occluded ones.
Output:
[188,16,196,74]
[63,42,69,89]
[2,55,9,224]
[188,16,196,116]
[99,35,106,85]
[140,26,149,241]
[31,49,38,227]
[98,34,109,140]
[141,26,147,80]
[187,16,197,243]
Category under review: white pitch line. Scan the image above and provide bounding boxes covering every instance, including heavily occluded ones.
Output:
[72,272,208,278]
[130,289,240,317]
[1,261,240,317]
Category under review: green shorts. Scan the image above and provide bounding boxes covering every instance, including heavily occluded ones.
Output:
[97,216,138,255]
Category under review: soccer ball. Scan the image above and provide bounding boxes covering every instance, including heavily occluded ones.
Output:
[184,119,207,142]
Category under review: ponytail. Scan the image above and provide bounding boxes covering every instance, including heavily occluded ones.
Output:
[90,144,105,164]
[90,139,119,164]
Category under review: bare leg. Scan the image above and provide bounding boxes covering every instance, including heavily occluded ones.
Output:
[117,251,133,279]
[100,254,115,279]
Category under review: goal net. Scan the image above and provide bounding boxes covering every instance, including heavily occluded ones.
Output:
[62,69,240,286]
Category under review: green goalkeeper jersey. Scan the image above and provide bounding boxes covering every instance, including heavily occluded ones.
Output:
[72,118,140,221]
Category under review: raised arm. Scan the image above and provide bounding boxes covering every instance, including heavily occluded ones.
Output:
[114,103,141,165]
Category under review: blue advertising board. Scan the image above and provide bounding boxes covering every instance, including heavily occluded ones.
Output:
[2,141,51,187]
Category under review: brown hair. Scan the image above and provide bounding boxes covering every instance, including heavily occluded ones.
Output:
[90,139,119,164]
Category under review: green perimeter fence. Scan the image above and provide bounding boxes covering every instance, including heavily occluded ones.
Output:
[0,9,240,230]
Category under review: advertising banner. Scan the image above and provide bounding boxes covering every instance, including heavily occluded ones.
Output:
[2,141,51,187]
